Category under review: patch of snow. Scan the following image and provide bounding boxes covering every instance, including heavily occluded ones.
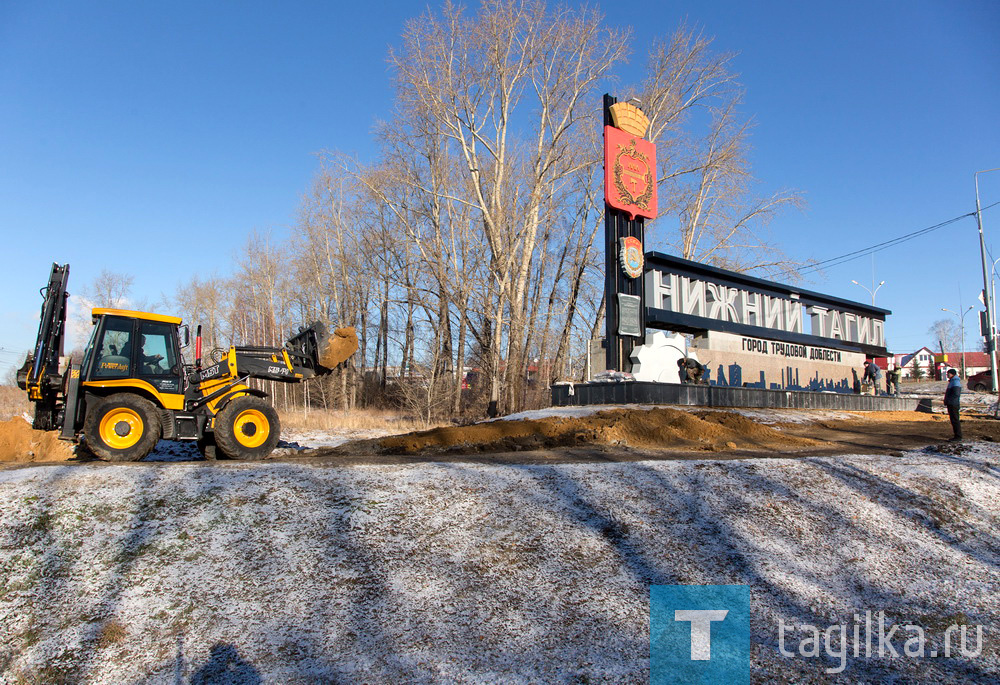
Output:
[498,404,663,422]
[141,428,401,462]
[500,404,863,426]
[282,428,400,450]
[721,408,860,424]
[1,444,997,682]
[145,440,202,462]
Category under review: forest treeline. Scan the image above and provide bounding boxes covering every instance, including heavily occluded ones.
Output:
[101,1,805,419]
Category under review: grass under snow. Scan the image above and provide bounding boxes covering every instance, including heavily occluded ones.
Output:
[0,442,998,683]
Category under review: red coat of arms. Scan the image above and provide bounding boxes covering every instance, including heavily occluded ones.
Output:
[604,125,657,221]
[620,236,643,278]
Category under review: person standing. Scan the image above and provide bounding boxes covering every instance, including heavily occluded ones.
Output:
[863,360,884,395]
[944,368,962,441]
[887,366,902,396]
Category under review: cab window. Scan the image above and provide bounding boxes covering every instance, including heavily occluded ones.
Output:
[138,321,178,377]
[91,317,133,378]
[79,324,99,378]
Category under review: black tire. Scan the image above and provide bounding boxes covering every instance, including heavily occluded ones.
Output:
[974,383,987,392]
[214,396,280,461]
[83,393,161,462]
[73,440,100,461]
[196,433,217,460]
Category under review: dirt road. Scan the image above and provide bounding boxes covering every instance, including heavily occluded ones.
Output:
[2,406,996,468]
[292,407,999,466]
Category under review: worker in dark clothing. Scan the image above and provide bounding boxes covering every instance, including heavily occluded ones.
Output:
[863,360,884,395]
[677,357,706,384]
[944,368,962,441]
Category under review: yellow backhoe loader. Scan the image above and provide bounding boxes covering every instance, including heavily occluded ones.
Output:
[17,263,357,461]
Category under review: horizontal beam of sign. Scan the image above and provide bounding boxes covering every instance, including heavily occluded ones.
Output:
[645,308,889,357]
[645,252,891,317]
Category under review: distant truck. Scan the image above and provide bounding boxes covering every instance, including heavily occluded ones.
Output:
[17,263,357,461]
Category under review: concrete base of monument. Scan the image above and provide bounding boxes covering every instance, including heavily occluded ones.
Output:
[551,381,924,412]
[629,330,872,392]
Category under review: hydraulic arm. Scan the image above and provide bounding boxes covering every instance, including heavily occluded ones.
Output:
[17,263,70,430]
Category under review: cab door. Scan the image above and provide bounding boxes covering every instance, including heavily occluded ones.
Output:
[136,320,184,395]
[85,315,134,380]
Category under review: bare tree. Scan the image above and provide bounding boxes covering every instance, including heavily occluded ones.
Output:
[928,319,962,354]
[290,166,379,410]
[86,269,135,309]
[389,0,628,413]
[173,275,231,353]
[629,25,805,276]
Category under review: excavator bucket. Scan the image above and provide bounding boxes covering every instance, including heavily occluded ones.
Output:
[318,326,359,371]
[285,321,358,376]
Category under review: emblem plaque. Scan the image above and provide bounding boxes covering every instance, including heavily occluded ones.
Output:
[620,236,644,278]
[604,125,658,221]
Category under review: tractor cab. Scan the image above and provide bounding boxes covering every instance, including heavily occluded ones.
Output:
[81,309,187,409]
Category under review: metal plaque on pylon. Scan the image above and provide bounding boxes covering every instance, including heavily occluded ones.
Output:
[617,293,641,337]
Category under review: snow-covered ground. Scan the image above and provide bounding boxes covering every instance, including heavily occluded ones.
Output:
[142,428,398,462]
[903,380,997,410]
[1,443,997,683]
[501,404,864,425]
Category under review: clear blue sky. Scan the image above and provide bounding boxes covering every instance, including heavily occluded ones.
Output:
[1,0,998,380]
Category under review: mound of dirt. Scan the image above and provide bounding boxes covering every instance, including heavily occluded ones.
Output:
[0,417,76,462]
[368,407,821,456]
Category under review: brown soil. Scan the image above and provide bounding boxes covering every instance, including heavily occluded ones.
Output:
[318,327,359,369]
[777,411,1000,455]
[0,418,76,462]
[305,407,1000,466]
[340,407,820,456]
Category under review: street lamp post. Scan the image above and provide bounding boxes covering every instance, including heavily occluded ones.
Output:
[942,305,974,379]
[976,168,1000,393]
[851,278,885,306]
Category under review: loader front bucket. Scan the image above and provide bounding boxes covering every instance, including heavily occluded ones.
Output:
[285,321,358,376]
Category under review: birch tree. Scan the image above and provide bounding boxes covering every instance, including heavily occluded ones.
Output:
[86,269,135,309]
[390,0,627,412]
[631,26,804,274]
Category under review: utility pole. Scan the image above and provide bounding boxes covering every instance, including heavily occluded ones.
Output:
[976,168,1000,393]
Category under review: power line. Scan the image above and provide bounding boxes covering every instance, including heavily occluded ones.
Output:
[768,200,1000,279]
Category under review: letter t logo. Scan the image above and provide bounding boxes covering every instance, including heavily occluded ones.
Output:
[675,609,729,660]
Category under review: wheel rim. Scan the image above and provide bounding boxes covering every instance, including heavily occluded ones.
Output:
[99,408,143,449]
[233,409,269,448]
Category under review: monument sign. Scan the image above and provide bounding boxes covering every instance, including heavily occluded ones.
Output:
[603,95,656,371]
[600,94,890,392]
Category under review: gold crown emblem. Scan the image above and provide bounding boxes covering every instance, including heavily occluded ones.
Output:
[609,102,649,138]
